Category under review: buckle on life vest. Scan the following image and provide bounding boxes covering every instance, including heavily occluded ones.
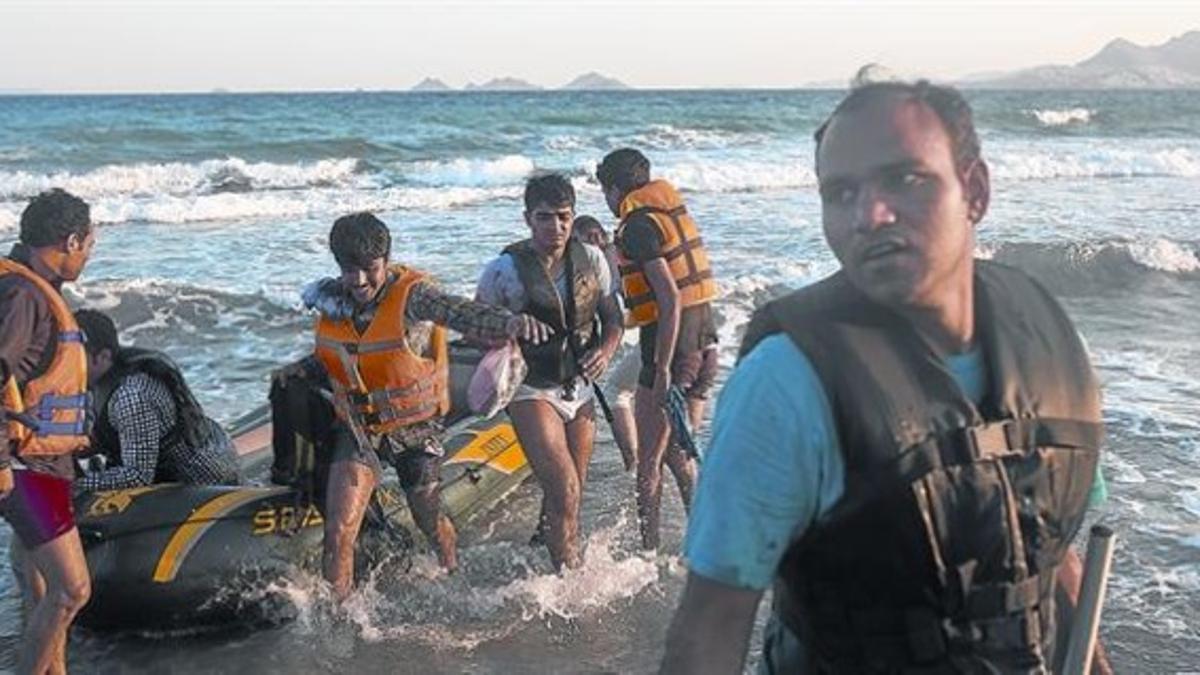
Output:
[31,392,93,436]
[955,421,1024,461]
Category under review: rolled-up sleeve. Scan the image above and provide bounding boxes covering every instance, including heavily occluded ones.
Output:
[406,280,515,344]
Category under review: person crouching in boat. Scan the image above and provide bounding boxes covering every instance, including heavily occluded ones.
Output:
[72,309,241,492]
[475,174,623,570]
[306,212,551,599]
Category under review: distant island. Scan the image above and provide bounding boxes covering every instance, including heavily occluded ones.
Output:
[466,77,542,92]
[967,30,1200,89]
[409,72,630,92]
[561,72,630,90]
[411,77,452,92]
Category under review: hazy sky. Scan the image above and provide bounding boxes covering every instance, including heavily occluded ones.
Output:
[2,0,1198,92]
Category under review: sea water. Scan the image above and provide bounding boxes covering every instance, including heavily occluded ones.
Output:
[0,89,1197,672]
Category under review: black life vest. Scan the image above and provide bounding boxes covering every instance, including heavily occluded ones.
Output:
[502,238,602,388]
[739,260,1103,673]
[92,348,212,475]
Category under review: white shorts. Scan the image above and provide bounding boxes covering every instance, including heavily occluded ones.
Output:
[510,377,595,422]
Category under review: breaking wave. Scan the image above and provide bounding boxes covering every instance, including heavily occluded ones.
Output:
[400,155,536,187]
[0,157,370,200]
[67,277,311,422]
[976,238,1200,295]
[988,145,1200,180]
[1027,107,1095,127]
[625,124,772,150]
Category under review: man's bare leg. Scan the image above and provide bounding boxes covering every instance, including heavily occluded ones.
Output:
[322,460,377,601]
[661,395,708,514]
[12,541,46,619]
[610,401,638,472]
[405,484,458,572]
[18,527,90,675]
[564,402,597,559]
[510,399,584,570]
[565,403,596,491]
[634,384,671,551]
[662,440,698,515]
[17,541,66,675]
[530,403,596,546]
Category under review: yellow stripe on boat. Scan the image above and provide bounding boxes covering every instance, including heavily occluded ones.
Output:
[444,422,526,475]
[153,488,288,583]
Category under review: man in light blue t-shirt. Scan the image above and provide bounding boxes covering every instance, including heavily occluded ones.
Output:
[661,79,1110,674]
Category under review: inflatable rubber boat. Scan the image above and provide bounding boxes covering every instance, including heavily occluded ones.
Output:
[72,345,531,631]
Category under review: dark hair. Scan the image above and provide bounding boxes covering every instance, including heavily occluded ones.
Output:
[329,212,391,268]
[813,80,981,171]
[523,173,576,211]
[572,215,606,243]
[20,189,91,247]
[596,148,650,194]
[74,314,213,449]
[75,308,120,357]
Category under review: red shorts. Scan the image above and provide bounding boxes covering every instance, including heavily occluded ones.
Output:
[0,468,76,548]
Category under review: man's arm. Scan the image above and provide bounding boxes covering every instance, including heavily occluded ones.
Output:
[663,335,845,672]
[407,280,550,345]
[580,293,624,381]
[77,379,165,492]
[661,574,764,675]
[0,282,44,493]
[643,259,680,406]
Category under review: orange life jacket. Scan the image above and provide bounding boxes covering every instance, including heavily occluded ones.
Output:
[313,266,449,435]
[615,180,718,327]
[0,258,91,457]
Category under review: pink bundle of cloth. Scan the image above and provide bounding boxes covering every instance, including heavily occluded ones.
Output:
[467,341,527,418]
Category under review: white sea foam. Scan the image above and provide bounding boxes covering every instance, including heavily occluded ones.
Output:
[0,157,368,201]
[0,184,522,230]
[402,155,535,187]
[985,238,1200,277]
[490,528,662,622]
[271,520,665,652]
[1028,107,1094,126]
[628,124,769,150]
[660,157,816,192]
[989,146,1200,180]
[1127,239,1200,274]
[542,135,594,153]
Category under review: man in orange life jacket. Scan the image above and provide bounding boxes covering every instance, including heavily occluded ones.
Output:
[304,212,551,599]
[1,189,96,675]
[596,149,719,551]
[661,80,1110,673]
